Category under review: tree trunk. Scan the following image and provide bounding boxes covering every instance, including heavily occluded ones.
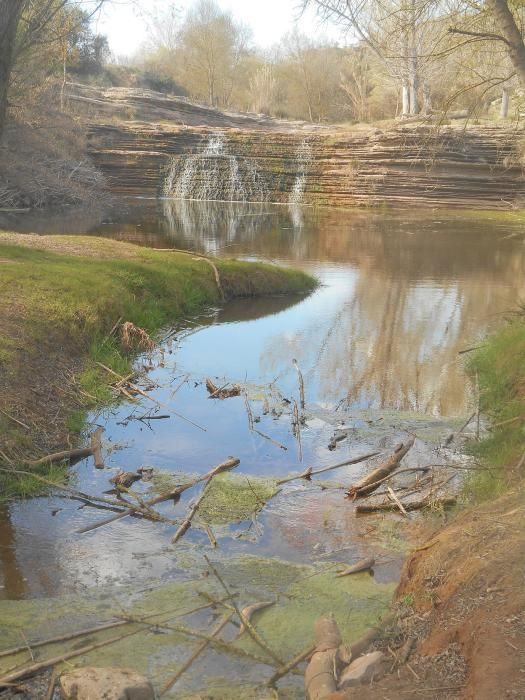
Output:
[409,72,418,115]
[500,85,510,118]
[487,0,525,88]
[422,81,432,114]
[0,0,24,138]
[402,82,410,115]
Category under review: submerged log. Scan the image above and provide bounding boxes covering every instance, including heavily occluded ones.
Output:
[347,438,415,499]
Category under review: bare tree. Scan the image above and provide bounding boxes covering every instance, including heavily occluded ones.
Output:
[449,0,525,88]
[0,0,105,137]
[0,0,25,134]
[176,0,249,107]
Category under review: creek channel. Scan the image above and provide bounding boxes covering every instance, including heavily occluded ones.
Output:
[1,200,525,697]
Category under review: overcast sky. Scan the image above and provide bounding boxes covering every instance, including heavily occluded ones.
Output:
[92,0,345,58]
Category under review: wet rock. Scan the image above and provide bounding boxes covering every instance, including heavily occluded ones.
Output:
[337,650,385,689]
[59,667,154,700]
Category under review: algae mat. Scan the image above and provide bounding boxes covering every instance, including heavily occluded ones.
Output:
[0,554,394,698]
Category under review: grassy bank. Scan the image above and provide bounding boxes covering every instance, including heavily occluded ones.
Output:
[466,316,525,500]
[0,233,315,499]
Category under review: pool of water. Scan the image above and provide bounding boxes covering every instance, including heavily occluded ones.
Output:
[1,200,524,695]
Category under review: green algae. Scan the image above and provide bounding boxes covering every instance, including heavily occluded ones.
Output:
[0,554,393,698]
[199,474,279,525]
[229,558,394,659]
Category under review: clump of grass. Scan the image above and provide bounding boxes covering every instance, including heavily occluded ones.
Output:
[466,317,525,502]
[0,462,69,504]
[199,474,279,524]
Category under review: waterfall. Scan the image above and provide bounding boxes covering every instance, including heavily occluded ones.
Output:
[163,133,269,202]
[289,140,312,205]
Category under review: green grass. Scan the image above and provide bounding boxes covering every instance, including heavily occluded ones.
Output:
[465,317,525,501]
[0,462,70,501]
[0,234,316,500]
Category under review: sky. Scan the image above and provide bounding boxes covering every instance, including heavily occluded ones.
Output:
[92,0,345,59]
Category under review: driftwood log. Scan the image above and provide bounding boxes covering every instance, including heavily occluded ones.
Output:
[347,438,415,499]
[356,496,456,514]
[305,615,342,700]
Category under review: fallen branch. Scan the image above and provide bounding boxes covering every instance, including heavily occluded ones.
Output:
[171,480,213,544]
[159,612,234,695]
[0,599,229,660]
[335,557,375,578]
[277,451,380,486]
[444,411,476,445]
[204,555,284,667]
[119,614,274,667]
[28,447,93,467]
[0,409,30,431]
[267,644,316,687]
[347,439,415,499]
[96,362,206,432]
[204,523,218,547]
[356,496,456,514]
[387,486,409,517]
[0,627,144,687]
[77,457,240,535]
[90,427,105,469]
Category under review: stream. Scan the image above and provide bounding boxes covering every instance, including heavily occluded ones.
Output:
[1,200,525,697]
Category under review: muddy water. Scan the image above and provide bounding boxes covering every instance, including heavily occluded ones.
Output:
[1,201,525,696]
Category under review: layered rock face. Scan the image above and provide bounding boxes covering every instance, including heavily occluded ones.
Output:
[88,121,525,209]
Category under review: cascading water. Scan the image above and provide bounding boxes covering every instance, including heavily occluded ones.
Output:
[289,139,313,205]
[163,133,269,202]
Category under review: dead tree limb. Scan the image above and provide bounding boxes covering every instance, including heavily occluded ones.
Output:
[347,439,415,499]
[267,644,316,687]
[356,496,456,514]
[159,612,234,695]
[277,451,380,486]
[90,427,105,469]
[0,628,144,687]
[204,555,284,667]
[171,480,213,544]
[28,447,93,467]
[77,457,240,535]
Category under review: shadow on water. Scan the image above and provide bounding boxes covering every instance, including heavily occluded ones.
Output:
[1,199,525,695]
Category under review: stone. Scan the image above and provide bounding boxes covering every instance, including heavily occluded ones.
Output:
[337,651,385,689]
[59,667,154,700]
